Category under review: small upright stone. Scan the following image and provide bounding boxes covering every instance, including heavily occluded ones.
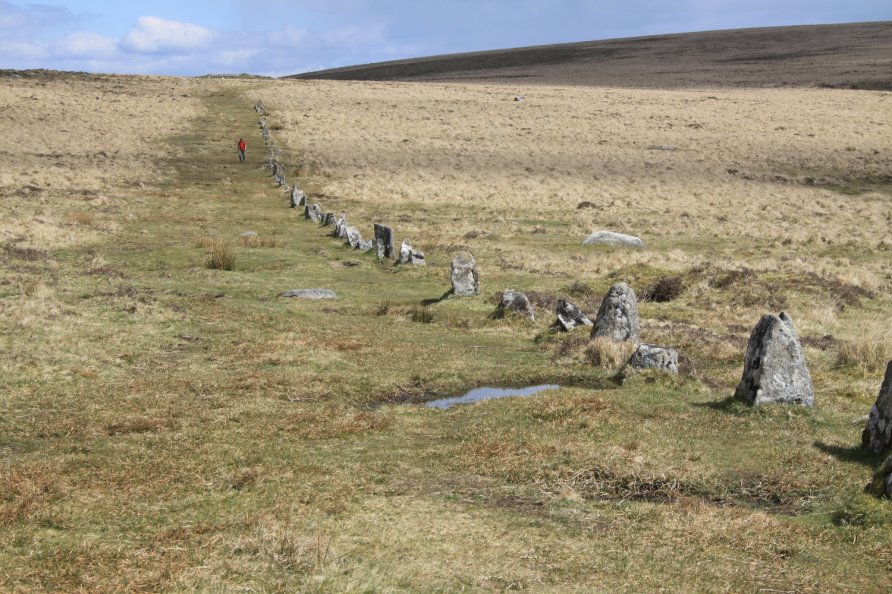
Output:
[495,290,535,321]
[591,283,640,342]
[304,203,321,223]
[627,344,679,373]
[451,252,480,296]
[345,225,362,249]
[320,212,336,227]
[334,214,348,239]
[290,186,306,208]
[374,224,394,260]
[398,239,426,266]
[863,361,892,454]
[553,299,592,332]
[734,312,814,406]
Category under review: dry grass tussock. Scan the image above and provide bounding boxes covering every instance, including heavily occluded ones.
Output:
[238,234,283,248]
[204,239,235,270]
[585,337,637,369]
[836,322,892,375]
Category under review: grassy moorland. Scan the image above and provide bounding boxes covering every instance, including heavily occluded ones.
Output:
[1,70,891,592]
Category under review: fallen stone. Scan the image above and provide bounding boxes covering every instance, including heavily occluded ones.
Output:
[280,288,337,299]
[734,312,814,406]
[863,361,892,454]
[304,203,321,223]
[374,224,394,260]
[627,344,679,373]
[398,239,426,266]
[239,231,258,238]
[290,187,306,208]
[451,252,480,296]
[495,290,535,321]
[583,231,646,249]
[552,298,592,331]
[865,455,892,499]
[591,282,640,342]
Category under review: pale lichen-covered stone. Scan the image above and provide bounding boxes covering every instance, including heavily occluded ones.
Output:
[734,312,814,406]
[304,203,321,223]
[591,282,640,342]
[582,230,645,249]
[451,252,480,296]
[627,344,679,373]
[553,299,592,332]
[494,290,535,321]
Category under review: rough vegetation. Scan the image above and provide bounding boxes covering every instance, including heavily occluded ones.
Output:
[1,67,891,592]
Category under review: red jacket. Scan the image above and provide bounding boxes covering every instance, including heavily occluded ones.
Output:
[238,140,246,151]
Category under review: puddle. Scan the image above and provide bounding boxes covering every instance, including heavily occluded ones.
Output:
[425,385,560,410]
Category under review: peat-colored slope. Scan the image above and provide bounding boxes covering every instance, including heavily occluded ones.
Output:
[287,22,892,89]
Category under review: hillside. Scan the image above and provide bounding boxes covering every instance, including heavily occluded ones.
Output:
[288,22,892,89]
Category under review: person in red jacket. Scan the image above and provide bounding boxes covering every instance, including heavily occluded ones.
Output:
[237,138,246,162]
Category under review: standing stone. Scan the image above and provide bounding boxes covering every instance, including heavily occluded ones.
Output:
[304,203,321,223]
[345,225,362,249]
[734,312,814,406]
[591,282,640,342]
[374,224,394,260]
[271,161,279,176]
[290,187,306,208]
[398,239,426,267]
[320,212,336,227]
[334,214,348,238]
[863,361,892,454]
[495,290,535,321]
[553,299,592,331]
[451,252,480,296]
[627,344,679,373]
[357,238,374,252]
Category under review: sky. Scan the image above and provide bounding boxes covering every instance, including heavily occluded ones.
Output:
[1,1,890,76]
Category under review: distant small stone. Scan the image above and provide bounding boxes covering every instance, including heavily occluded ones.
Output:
[320,212,336,227]
[495,290,535,321]
[334,214,348,239]
[357,239,374,252]
[398,239,425,266]
[374,223,394,260]
[451,252,480,296]
[627,344,679,373]
[290,186,306,208]
[281,288,337,299]
[583,231,645,249]
[863,361,892,454]
[345,225,362,249]
[239,231,257,238]
[514,96,525,102]
[304,203,321,223]
[591,282,640,342]
[552,298,592,332]
[734,312,814,406]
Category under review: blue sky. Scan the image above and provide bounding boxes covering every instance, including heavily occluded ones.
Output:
[1,1,890,76]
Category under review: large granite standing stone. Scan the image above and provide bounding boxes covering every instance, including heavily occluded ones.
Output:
[863,361,892,454]
[591,283,640,342]
[628,344,679,373]
[281,288,337,299]
[553,299,592,332]
[451,252,480,296]
[305,203,321,223]
[398,239,426,266]
[374,224,394,260]
[734,312,815,406]
[495,290,535,321]
[583,231,646,249]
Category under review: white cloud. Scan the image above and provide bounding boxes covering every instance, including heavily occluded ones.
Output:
[119,16,214,55]
[53,32,119,59]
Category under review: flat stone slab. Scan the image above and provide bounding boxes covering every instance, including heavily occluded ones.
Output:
[280,289,338,300]
[583,231,645,249]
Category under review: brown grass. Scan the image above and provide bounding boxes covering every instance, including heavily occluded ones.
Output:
[584,337,637,369]
[64,211,93,226]
[204,239,235,270]
[238,235,283,248]
[837,324,892,375]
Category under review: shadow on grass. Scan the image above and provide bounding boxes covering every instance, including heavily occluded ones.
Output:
[813,441,882,467]
[421,289,453,306]
[692,394,746,413]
